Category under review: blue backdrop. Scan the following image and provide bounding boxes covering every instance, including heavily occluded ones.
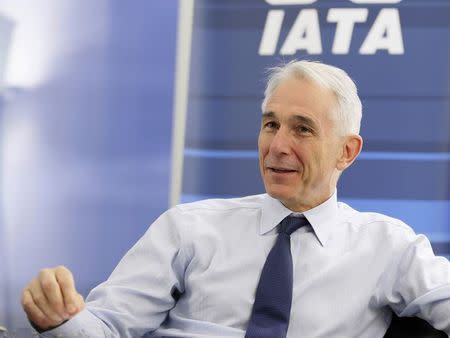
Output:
[181,0,450,257]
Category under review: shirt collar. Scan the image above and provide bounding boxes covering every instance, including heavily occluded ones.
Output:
[260,191,339,246]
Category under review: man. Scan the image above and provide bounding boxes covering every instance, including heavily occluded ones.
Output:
[22,60,450,337]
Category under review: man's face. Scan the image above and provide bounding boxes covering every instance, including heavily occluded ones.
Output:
[258,78,344,212]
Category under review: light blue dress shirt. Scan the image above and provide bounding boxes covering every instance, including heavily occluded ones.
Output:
[42,192,450,337]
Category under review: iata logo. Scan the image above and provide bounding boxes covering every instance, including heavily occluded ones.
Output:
[260,0,404,55]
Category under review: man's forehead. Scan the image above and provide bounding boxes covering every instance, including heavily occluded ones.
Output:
[263,98,319,120]
[264,78,336,118]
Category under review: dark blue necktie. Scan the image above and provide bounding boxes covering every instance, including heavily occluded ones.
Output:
[245,215,309,338]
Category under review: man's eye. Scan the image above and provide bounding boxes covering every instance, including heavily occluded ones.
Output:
[298,126,312,134]
[264,121,277,129]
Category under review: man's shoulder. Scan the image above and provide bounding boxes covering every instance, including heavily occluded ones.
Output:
[174,194,267,214]
[164,195,267,232]
[337,201,414,235]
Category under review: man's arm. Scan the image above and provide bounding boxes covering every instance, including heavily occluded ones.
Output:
[21,207,190,337]
[375,225,450,335]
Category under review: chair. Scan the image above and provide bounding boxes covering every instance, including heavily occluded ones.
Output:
[383,313,447,338]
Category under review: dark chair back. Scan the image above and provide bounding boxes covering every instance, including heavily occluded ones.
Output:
[383,313,447,338]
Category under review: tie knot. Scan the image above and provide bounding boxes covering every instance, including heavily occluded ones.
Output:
[279,215,309,235]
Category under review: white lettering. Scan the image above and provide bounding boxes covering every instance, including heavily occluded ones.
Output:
[280,9,322,55]
[359,8,404,54]
[327,8,368,54]
[259,10,285,56]
[258,7,405,55]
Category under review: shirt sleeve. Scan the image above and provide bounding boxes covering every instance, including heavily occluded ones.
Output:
[378,224,450,334]
[39,206,191,338]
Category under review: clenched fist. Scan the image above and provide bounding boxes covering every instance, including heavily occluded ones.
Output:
[21,266,85,331]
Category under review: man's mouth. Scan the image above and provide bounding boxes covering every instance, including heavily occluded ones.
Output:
[268,167,297,174]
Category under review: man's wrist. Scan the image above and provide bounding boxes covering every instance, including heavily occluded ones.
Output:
[29,319,68,334]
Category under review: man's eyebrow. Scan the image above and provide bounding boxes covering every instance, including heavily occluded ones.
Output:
[261,112,319,129]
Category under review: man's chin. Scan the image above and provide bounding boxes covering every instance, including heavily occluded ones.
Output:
[264,185,310,211]
[265,186,294,203]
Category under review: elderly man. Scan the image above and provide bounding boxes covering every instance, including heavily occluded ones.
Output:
[22,60,450,337]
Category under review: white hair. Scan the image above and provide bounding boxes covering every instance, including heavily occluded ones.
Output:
[261,60,362,135]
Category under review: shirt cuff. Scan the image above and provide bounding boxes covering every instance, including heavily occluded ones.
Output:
[400,284,450,317]
[37,309,104,337]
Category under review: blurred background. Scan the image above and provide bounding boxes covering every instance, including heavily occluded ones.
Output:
[0,0,178,332]
[0,0,449,334]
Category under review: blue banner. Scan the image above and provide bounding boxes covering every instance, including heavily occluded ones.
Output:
[180,0,450,255]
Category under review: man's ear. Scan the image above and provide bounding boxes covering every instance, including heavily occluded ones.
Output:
[336,135,363,171]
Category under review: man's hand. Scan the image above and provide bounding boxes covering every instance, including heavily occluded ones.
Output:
[21,266,85,331]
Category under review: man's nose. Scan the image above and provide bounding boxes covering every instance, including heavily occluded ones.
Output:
[269,127,292,155]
